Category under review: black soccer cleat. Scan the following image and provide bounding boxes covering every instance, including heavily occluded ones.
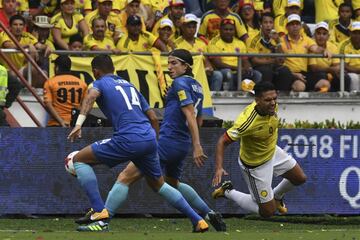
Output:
[206,211,226,232]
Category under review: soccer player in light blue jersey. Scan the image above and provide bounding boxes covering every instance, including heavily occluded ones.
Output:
[75,49,226,232]
[67,54,209,232]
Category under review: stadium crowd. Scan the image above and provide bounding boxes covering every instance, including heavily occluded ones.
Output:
[0,0,359,96]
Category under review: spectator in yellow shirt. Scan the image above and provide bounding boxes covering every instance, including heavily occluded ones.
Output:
[152,0,185,41]
[199,0,248,42]
[119,0,147,34]
[116,15,167,52]
[85,0,122,42]
[339,22,360,91]
[309,22,349,92]
[328,3,353,45]
[272,0,303,18]
[68,33,84,51]
[246,12,295,91]
[84,17,118,52]
[274,0,310,37]
[207,18,261,91]
[314,0,343,23]
[51,0,89,50]
[155,18,176,51]
[175,14,213,79]
[279,14,331,92]
[237,2,260,39]
[0,15,38,75]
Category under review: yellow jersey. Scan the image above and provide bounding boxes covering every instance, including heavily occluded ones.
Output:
[280,34,316,72]
[328,19,351,45]
[116,31,158,51]
[143,0,169,13]
[152,14,181,41]
[245,25,260,39]
[0,31,37,69]
[51,12,85,43]
[118,11,147,34]
[207,35,247,68]
[315,0,343,22]
[83,34,116,50]
[246,32,276,65]
[85,9,123,39]
[198,10,248,41]
[84,0,124,12]
[339,39,360,69]
[309,41,339,68]
[174,37,208,53]
[274,14,306,36]
[272,0,304,17]
[226,101,279,166]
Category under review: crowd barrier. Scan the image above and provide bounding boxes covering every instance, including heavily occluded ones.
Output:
[0,128,359,215]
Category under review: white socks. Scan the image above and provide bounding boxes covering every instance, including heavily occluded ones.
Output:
[225,190,259,213]
[273,179,295,200]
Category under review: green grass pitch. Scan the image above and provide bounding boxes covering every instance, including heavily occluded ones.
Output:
[0,215,359,240]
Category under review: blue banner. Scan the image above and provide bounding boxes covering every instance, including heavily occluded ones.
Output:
[0,128,359,215]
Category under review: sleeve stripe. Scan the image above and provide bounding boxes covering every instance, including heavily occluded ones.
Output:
[236,109,257,133]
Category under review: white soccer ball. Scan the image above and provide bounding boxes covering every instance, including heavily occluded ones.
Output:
[65,151,79,176]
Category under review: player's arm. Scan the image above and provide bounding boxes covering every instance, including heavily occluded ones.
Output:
[212,132,234,186]
[67,88,100,142]
[145,109,160,138]
[45,101,67,127]
[181,104,207,167]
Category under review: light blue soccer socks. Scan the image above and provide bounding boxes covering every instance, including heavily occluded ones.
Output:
[105,181,129,217]
[74,162,104,212]
[177,182,211,217]
[158,183,202,226]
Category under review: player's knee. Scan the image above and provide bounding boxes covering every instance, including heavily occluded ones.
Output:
[259,208,276,218]
[292,173,307,186]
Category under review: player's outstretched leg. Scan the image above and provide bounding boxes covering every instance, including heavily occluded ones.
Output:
[147,177,208,233]
[178,182,226,231]
[212,181,259,214]
[75,181,129,225]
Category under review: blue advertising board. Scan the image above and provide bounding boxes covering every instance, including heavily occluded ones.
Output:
[0,128,359,215]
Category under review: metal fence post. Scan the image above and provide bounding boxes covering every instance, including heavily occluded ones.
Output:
[27,61,32,87]
[340,56,345,93]
[237,55,242,91]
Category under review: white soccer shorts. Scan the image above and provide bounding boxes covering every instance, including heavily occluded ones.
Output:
[238,145,297,203]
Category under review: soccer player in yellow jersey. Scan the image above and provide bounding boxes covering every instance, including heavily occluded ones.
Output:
[116,15,167,52]
[85,0,122,42]
[199,0,248,42]
[328,3,352,45]
[84,17,118,52]
[212,81,307,218]
[339,22,360,91]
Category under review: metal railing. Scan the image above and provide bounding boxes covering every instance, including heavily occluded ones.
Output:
[51,50,359,92]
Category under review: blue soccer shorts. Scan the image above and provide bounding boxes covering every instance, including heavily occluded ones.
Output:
[91,138,162,179]
[158,137,191,180]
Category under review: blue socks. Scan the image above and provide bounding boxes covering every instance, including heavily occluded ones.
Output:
[105,181,129,217]
[178,182,211,217]
[158,183,202,226]
[74,162,104,212]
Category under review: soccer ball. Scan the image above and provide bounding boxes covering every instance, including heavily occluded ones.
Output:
[65,151,79,176]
